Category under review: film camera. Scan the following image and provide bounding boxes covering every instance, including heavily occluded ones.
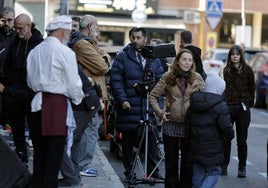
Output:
[139,43,176,58]
[134,44,176,98]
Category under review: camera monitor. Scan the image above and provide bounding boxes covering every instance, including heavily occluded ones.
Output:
[140,44,176,58]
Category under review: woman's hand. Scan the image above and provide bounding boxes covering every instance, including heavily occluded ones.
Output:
[0,83,5,93]
[162,112,170,122]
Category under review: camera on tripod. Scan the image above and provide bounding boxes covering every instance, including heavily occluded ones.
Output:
[134,44,176,98]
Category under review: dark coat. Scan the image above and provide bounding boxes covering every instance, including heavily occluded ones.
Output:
[0,29,16,77]
[184,45,207,80]
[110,43,164,132]
[185,92,234,166]
[3,28,43,112]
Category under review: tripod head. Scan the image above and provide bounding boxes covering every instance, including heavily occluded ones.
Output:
[134,57,156,98]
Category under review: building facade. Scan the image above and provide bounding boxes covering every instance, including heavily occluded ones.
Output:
[4,0,268,54]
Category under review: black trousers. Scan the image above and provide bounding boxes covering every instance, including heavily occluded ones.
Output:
[163,134,192,188]
[30,111,66,188]
[223,104,250,168]
[8,109,33,163]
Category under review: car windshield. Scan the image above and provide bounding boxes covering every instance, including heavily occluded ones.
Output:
[215,53,228,61]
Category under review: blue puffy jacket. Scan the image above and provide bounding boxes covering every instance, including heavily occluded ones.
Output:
[110,43,164,132]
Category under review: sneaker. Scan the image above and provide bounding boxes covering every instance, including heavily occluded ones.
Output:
[80,167,98,177]
[221,167,228,176]
[238,167,246,178]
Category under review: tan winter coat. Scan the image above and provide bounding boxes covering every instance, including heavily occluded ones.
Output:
[72,39,111,99]
[150,72,204,123]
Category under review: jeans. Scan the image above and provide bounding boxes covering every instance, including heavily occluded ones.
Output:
[192,164,220,188]
[222,104,250,169]
[61,110,93,184]
[79,113,101,171]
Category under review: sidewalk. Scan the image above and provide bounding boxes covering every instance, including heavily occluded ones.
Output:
[27,142,124,188]
[79,143,124,188]
[2,130,124,188]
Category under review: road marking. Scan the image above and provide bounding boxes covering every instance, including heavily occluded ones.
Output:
[233,157,268,179]
[232,157,253,165]
[250,123,268,129]
[259,172,267,179]
[260,111,268,116]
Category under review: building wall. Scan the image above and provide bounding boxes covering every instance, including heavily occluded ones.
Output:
[10,0,268,52]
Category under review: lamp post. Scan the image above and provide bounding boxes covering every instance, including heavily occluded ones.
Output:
[241,0,246,45]
[0,1,4,9]
[59,0,68,15]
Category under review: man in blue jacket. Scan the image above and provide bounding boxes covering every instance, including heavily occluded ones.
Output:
[110,27,165,181]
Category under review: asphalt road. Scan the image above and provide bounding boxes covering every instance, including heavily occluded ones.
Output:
[99,107,268,188]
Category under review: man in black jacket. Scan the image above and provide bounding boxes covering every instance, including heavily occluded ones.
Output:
[0,13,43,165]
[180,30,207,80]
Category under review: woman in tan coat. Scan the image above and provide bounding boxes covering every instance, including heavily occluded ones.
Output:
[150,49,204,188]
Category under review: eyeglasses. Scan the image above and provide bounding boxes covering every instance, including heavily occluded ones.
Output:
[0,18,14,23]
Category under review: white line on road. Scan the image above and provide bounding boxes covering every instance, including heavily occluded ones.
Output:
[250,123,268,129]
[232,157,253,165]
[259,172,267,179]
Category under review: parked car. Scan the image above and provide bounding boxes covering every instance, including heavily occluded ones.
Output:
[248,52,268,108]
[244,48,268,63]
[202,48,229,75]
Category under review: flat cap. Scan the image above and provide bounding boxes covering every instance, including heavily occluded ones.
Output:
[45,15,72,32]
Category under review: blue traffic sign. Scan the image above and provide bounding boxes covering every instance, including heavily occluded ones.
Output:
[206,0,223,30]
[206,0,223,18]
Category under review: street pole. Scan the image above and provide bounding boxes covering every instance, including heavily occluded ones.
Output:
[0,1,4,10]
[241,0,246,46]
[59,0,69,15]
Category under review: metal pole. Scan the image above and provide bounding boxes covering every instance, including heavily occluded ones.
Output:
[0,1,4,10]
[59,0,68,15]
[241,0,246,45]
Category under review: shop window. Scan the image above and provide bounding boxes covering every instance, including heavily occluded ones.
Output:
[261,15,268,47]
[219,13,252,48]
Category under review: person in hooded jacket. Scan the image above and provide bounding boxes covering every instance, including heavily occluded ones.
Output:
[0,13,43,165]
[185,77,234,188]
[180,30,207,80]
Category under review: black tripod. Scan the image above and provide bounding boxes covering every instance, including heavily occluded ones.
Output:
[128,58,165,187]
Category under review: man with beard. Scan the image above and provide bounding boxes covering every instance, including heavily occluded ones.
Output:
[0,6,16,129]
[110,27,165,181]
[27,15,84,187]
[0,6,16,77]
[0,13,43,165]
[60,14,110,183]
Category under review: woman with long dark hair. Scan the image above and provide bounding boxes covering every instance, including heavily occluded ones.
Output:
[221,44,255,178]
[150,49,204,188]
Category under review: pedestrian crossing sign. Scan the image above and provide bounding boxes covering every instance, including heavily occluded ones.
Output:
[206,0,223,30]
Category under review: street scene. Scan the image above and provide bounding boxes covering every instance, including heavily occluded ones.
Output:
[1,0,268,188]
[99,107,268,188]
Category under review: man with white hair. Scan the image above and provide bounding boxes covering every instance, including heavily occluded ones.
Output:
[68,14,111,178]
[27,15,84,188]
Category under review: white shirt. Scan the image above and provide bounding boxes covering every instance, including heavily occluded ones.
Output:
[27,36,83,111]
